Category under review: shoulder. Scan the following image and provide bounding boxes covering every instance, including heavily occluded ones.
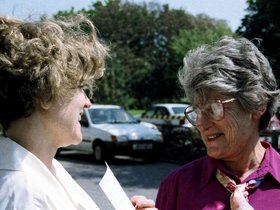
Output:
[262,142,280,183]
[0,170,32,191]
[161,156,208,185]
[156,156,211,209]
[0,170,48,209]
[157,156,211,195]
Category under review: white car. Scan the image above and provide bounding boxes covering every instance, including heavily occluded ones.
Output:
[140,103,193,129]
[139,103,198,143]
[65,105,163,162]
[140,103,192,127]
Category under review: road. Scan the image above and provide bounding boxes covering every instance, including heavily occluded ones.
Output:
[56,151,180,210]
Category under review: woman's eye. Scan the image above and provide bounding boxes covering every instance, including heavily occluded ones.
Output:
[83,88,93,99]
[78,84,93,99]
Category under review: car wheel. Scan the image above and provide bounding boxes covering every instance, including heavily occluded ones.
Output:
[93,142,106,163]
[146,150,160,162]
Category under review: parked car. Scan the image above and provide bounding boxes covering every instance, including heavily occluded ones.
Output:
[139,103,205,161]
[139,103,199,142]
[64,104,163,162]
[260,104,280,150]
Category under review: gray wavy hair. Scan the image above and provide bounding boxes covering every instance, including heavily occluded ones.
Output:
[178,36,279,130]
[0,15,109,130]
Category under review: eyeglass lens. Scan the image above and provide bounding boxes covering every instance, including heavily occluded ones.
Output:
[185,102,224,125]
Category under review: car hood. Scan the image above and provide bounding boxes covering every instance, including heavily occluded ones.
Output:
[94,123,162,140]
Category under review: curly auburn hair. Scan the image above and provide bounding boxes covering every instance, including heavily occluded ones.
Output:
[0,15,109,130]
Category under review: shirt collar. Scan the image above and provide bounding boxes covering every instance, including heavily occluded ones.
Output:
[257,141,280,183]
[198,141,280,191]
[0,137,53,178]
[198,155,222,191]
[0,137,100,210]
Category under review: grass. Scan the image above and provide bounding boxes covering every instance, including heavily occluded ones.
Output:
[128,109,144,116]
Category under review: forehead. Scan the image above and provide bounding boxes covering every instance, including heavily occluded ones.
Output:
[192,92,231,106]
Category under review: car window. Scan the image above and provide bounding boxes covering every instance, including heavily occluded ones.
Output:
[80,113,89,126]
[88,108,137,124]
[142,107,157,116]
[155,107,169,115]
[172,107,187,115]
[89,109,108,124]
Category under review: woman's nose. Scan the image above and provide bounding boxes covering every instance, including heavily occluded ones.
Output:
[197,112,213,130]
[84,96,92,108]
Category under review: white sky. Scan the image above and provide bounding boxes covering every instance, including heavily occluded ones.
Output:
[0,0,247,31]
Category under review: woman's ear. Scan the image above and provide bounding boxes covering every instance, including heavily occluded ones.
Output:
[252,105,267,120]
[39,100,52,110]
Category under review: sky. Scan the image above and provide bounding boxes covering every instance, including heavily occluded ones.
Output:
[0,0,247,31]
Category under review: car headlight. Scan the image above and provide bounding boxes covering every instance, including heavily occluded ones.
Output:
[111,135,128,142]
[157,134,164,141]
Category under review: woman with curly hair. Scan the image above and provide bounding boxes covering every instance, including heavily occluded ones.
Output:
[0,16,156,210]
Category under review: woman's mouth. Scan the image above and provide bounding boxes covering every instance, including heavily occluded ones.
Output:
[207,133,223,141]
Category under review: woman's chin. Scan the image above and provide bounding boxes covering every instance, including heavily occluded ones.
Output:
[62,136,83,147]
[206,149,223,159]
[73,137,83,145]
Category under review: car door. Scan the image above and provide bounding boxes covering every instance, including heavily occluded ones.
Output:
[78,112,95,152]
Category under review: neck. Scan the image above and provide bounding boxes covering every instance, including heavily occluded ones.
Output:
[223,141,266,181]
[6,116,57,171]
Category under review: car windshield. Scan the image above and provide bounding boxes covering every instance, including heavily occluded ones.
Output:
[88,108,138,124]
[172,107,187,115]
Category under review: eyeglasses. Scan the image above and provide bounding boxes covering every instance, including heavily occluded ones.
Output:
[184,98,237,126]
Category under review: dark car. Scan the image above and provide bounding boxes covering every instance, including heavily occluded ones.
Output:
[260,105,280,150]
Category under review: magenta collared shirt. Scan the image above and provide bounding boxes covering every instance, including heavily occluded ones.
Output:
[156,142,280,210]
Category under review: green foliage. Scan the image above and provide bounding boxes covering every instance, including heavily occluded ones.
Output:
[53,0,233,109]
[237,0,280,85]
[171,16,233,60]
[128,109,144,116]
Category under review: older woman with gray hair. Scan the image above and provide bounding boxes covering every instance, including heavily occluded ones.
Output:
[156,36,280,210]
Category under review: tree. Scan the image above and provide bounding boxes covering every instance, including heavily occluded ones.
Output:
[237,0,280,84]
[171,14,233,62]
[54,0,234,108]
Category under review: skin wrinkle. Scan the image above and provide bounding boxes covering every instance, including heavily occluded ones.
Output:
[199,101,262,180]
[196,91,264,181]
[156,36,280,210]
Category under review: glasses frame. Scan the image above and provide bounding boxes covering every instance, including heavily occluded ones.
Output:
[184,98,237,126]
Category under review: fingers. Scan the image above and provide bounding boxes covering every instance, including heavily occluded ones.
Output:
[131,195,157,210]
[136,208,158,210]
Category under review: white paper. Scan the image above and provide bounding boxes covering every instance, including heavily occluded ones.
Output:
[99,162,135,210]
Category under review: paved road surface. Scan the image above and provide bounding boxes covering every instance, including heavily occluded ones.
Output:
[57,151,180,210]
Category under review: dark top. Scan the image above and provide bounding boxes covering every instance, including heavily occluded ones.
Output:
[156,142,280,210]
